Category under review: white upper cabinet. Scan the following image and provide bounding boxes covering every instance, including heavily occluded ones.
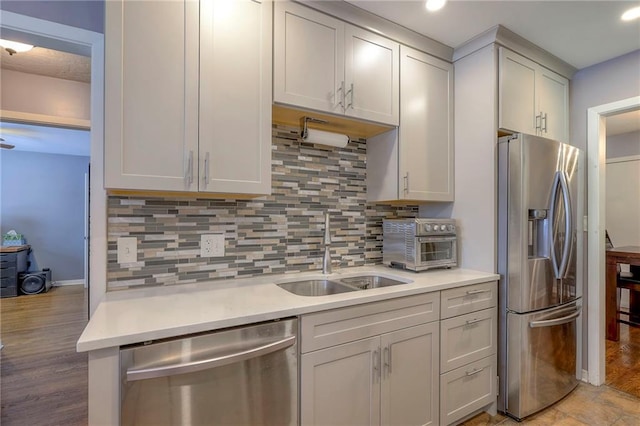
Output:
[499,47,569,142]
[367,46,453,203]
[105,0,199,192]
[105,0,272,195]
[274,1,399,126]
[199,0,272,194]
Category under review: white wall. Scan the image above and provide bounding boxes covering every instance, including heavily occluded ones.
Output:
[1,69,90,120]
[0,1,104,34]
[606,131,640,159]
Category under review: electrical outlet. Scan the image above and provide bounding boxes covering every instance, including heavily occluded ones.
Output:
[117,237,137,264]
[201,234,225,257]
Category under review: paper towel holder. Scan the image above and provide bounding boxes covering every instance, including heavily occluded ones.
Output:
[300,116,350,147]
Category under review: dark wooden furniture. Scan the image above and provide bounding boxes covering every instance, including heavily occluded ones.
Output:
[606,246,640,341]
[0,245,30,298]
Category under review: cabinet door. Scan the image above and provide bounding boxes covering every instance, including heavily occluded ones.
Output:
[199,0,271,195]
[498,48,537,136]
[274,1,344,115]
[399,46,453,201]
[301,337,380,426]
[105,0,199,191]
[344,25,399,126]
[380,322,439,426]
[537,67,569,142]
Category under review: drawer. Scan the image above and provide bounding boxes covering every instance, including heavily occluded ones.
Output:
[1,286,18,298]
[440,308,497,372]
[301,292,440,353]
[0,266,17,280]
[440,354,497,426]
[0,252,16,267]
[441,281,497,319]
[1,275,17,288]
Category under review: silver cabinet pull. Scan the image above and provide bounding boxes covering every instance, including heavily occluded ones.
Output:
[373,349,380,382]
[346,83,354,109]
[185,150,194,186]
[203,152,210,188]
[126,335,296,381]
[403,173,409,193]
[466,289,489,295]
[465,318,483,325]
[383,346,390,378]
[542,113,548,133]
[466,367,484,376]
[535,113,542,132]
[337,81,345,109]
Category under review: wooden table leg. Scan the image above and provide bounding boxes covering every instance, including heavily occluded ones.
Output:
[606,259,620,341]
[630,290,640,324]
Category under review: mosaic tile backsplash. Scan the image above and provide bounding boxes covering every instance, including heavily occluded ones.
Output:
[107,127,419,290]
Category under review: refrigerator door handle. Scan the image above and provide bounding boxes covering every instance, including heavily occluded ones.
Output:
[529,309,580,328]
[548,171,573,279]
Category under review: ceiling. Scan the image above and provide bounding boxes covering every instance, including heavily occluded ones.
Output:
[1,46,90,83]
[345,1,640,70]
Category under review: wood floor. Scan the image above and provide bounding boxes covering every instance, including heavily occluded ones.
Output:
[606,321,640,398]
[0,286,88,426]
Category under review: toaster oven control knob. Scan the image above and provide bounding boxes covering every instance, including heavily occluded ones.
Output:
[425,224,432,232]
[432,225,438,231]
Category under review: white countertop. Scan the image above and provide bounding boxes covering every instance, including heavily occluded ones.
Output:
[77,265,499,352]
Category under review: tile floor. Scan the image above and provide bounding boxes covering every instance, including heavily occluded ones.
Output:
[463,383,640,425]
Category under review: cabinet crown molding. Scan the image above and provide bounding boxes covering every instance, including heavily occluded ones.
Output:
[296,0,453,62]
[453,24,577,79]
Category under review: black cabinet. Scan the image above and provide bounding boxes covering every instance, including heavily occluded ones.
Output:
[0,249,29,298]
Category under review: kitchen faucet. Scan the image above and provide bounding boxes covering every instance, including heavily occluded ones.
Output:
[322,212,331,274]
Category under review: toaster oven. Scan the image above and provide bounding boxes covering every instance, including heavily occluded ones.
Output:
[383,218,457,271]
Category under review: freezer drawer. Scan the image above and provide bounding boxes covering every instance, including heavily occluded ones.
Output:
[505,302,580,420]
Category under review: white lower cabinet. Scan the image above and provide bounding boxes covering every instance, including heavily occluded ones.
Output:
[439,282,498,425]
[300,294,440,426]
[300,283,498,426]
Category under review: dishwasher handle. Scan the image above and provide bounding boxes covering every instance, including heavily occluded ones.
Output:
[126,335,296,381]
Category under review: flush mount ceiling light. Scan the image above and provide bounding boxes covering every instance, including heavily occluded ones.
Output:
[621,6,640,21]
[0,38,34,55]
[425,0,447,12]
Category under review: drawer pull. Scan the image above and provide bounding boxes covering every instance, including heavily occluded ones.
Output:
[465,318,482,325]
[466,289,490,295]
[465,367,484,376]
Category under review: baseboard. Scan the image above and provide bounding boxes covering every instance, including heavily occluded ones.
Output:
[582,369,589,383]
[54,279,85,287]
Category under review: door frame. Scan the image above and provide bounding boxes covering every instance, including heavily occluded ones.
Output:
[586,95,640,385]
[0,11,107,316]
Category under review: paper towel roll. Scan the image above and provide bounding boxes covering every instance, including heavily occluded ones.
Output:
[303,128,349,148]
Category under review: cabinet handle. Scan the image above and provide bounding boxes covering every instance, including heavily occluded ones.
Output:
[203,152,210,188]
[466,367,484,376]
[542,113,548,133]
[535,113,542,132]
[337,81,345,109]
[403,173,409,193]
[373,349,380,382]
[185,150,194,186]
[465,318,482,325]
[466,289,489,295]
[383,346,390,378]
[346,83,354,109]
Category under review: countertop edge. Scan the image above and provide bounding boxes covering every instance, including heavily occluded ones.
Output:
[77,268,499,353]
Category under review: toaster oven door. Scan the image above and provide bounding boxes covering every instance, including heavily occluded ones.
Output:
[416,237,457,266]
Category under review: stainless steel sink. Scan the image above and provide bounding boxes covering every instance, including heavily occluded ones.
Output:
[337,275,407,290]
[277,279,358,296]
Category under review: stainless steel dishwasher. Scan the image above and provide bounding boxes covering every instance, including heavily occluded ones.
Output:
[120,318,298,425]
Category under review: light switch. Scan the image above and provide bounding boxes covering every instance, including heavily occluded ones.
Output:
[117,237,137,264]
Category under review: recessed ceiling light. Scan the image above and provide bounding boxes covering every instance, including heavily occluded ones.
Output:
[425,0,447,12]
[0,38,34,55]
[621,6,640,21]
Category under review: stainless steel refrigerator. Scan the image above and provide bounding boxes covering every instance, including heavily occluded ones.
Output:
[497,133,583,420]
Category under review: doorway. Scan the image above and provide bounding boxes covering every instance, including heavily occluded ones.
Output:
[586,95,640,387]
